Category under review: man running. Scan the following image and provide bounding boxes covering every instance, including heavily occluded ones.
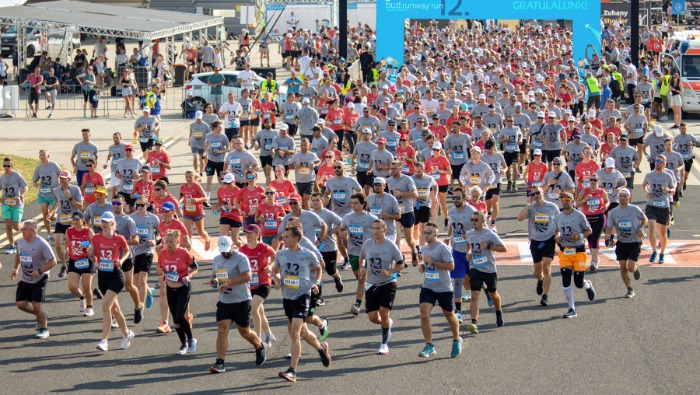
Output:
[642,155,676,264]
[2,157,29,255]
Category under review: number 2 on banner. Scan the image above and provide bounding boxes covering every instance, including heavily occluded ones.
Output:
[441,0,463,15]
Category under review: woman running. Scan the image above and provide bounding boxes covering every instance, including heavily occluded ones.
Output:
[180,171,212,250]
[65,211,96,317]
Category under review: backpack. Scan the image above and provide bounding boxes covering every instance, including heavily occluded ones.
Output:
[609,77,622,97]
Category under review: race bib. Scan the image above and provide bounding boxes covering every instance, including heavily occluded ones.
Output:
[283,275,300,289]
[587,197,600,209]
[548,191,560,200]
[99,259,114,272]
[264,219,277,229]
[398,204,406,214]
[532,140,543,148]
[431,170,440,180]
[85,186,95,195]
[425,269,440,282]
[469,176,481,185]
[122,183,134,193]
[19,253,32,266]
[387,140,398,148]
[452,152,464,160]
[93,217,102,227]
[402,165,410,174]
[653,199,667,208]
[40,186,51,194]
[370,207,382,216]
[582,181,590,189]
[358,161,370,171]
[417,188,429,199]
[506,143,517,152]
[215,268,229,284]
[333,191,346,202]
[4,197,17,206]
[264,143,272,151]
[165,271,179,282]
[211,142,222,149]
[531,181,542,187]
[535,213,549,223]
[151,165,161,174]
[298,168,311,176]
[74,258,89,269]
[618,220,632,231]
[60,214,72,224]
[185,204,197,212]
[334,116,342,125]
[140,137,150,143]
[453,234,465,245]
[563,247,576,256]
[349,225,362,235]
[251,272,259,287]
[80,151,91,161]
[681,152,692,160]
[137,226,148,237]
[193,131,203,139]
[230,158,241,166]
[471,254,488,267]
[633,128,644,138]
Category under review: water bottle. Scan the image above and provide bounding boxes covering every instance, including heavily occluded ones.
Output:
[213,209,220,216]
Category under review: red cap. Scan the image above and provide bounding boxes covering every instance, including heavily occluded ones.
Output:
[125,144,134,151]
[289,193,302,201]
[377,137,387,143]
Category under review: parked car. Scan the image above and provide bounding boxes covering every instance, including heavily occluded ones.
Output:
[182,70,287,111]
[1,25,80,59]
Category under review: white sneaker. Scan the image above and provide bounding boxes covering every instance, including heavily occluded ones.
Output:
[491,224,498,233]
[176,344,187,355]
[265,332,277,349]
[83,307,95,317]
[120,330,135,349]
[350,303,360,315]
[79,299,86,312]
[187,338,198,353]
[378,343,389,355]
[111,319,118,329]
[96,339,109,351]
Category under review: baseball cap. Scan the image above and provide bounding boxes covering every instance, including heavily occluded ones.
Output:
[142,107,151,113]
[485,140,495,149]
[154,139,164,146]
[514,102,522,108]
[161,201,176,211]
[548,111,557,118]
[71,211,85,219]
[478,94,486,99]
[432,142,442,150]
[559,73,566,79]
[654,125,664,136]
[140,166,151,173]
[302,98,310,104]
[195,110,203,119]
[218,236,233,252]
[95,186,108,195]
[377,137,387,144]
[101,211,116,223]
[618,188,631,196]
[568,116,576,122]
[244,224,261,234]
[560,191,574,200]
[373,177,387,185]
[572,131,582,139]
[605,157,615,168]
[222,173,235,184]
[125,144,134,151]
[552,157,562,164]
[620,133,629,140]
[471,146,482,154]
[58,170,71,179]
[279,123,289,130]
[317,119,325,124]
[537,111,545,118]
[361,128,372,134]
[289,193,302,201]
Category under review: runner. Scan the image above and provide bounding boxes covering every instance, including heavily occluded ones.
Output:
[32,149,62,242]
[366,177,400,243]
[189,112,211,177]
[542,157,576,209]
[352,128,379,196]
[51,171,83,277]
[417,222,462,358]
[225,137,259,189]
[130,196,160,314]
[2,157,29,255]
[575,173,609,271]
[310,193,344,292]
[134,107,160,155]
[290,138,320,210]
[251,117,279,184]
[104,132,126,196]
[411,162,438,247]
[387,160,419,262]
[609,133,639,189]
[112,194,142,323]
[214,173,243,247]
[148,140,172,185]
[152,180,182,219]
[597,158,628,246]
[11,220,56,339]
[209,235,267,373]
[89,211,135,351]
[553,192,597,319]
[359,219,405,355]
[499,115,524,191]
[673,122,700,192]
[255,187,286,250]
[273,226,331,382]
[518,185,560,306]
[65,212,96,317]
[605,188,647,298]
[180,171,212,250]
[465,211,507,334]
[157,229,199,355]
[80,159,105,210]
[642,155,676,264]
[203,121,230,203]
[480,140,507,232]
[425,142,451,229]
[114,145,142,214]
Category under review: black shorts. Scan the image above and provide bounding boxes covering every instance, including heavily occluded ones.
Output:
[240,119,251,127]
[206,161,225,177]
[68,258,96,275]
[251,118,260,127]
[519,141,527,154]
[140,139,154,152]
[225,128,239,140]
[235,181,246,189]
[309,291,321,316]
[624,172,635,189]
[530,237,556,262]
[645,205,670,226]
[629,136,644,146]
[543,149,560,163]
[29,90,39,104]
[469,269,497,292]
[415,206,431,223]
[251,284,271,299]
[502,151,517,166]
[54,222,70,235]
[216,300,251,327]
[356,171,374,187]
[615,241,642,262]
[451,163,464,179]
[296,181,314,196]
[133,254,153,274]
[438,185,449,193]
[399,211,415,228]
[121,257,134,272]
[203,62,214,68]
[419,288,454,312]
[16,276,48,303]
[684,158,694,172]
[283,294,310,320]
[365,282,397,313]
[642,102,652,109]
[260,155,273,168]
[118,191,135,207]
[485,184,501,199]
[219,217,243,227]
[98,269,125,295]
[321,250,337,275]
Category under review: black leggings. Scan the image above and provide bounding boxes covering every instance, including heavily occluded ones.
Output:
[167,285,193,343]
[321,250,337,276]
[335,129,344,151]
[560,268,585,288]
[344,130,357,154]
[586,214,605,249]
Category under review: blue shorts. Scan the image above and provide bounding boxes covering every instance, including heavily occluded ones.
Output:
[450,249,468,279]
[38,195,55,206]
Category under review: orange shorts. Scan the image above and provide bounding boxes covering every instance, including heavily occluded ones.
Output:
[558,249,588,272]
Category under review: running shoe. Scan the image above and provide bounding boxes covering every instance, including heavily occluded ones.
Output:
[338,259,349,270]
[411,251,418,266]
[79,299,86,313]
[316,296,325,306]
[451,337,463,358]
[187,338,197,353]
[279,368,296,382]
[318,342,331,367]
[255,343,267,366]
[111,319,118,329]
[463,290,471,302]
[210,359,226,374]
[134,307,143,324]
[562,308,577,319]
[512,183,518,192]
[649,251,657,263]
[264,332,277,349]
[350,302,361,315]
[536,280,543,296]
[83,307,95,317]
[485,292,493,307]
[203,201,212,208]
[586,281,596,301]
[418,343,436,358]
[96,339,109,351]
[659,253,665,264]
[496,311,504,327]
[455,311,463,323]
[47,234,55,243]
[377,343,389,355]
[590,260,599,271]
[121,330,135,349]
[156,321,172,334]
[334,277,344,292]
[491,224,498,233]
[540,294,548,307]
[145,288,154,308]
[35,328,49,339]
[625,288,636,298]
[467,322,479,334]
[176,344,187,355]
[58,265,67,278]
[318,318,329,341]
[634,266,641,280]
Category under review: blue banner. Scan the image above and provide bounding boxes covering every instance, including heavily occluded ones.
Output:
[673,0,686,15]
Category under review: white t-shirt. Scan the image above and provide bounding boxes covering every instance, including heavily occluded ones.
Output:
[238,70,258,89]
[305,66,322,87]
[299,56,312,78]
[219,101,242,129]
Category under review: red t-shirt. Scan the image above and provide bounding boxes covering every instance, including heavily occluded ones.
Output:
[148,150,171,180]
[255,202,286,237]
[527,162,549,187]
[217,185,242,221]
[601,142,617,160]
[153,193,180,217]
[429,124,448,142]
[605,126,622,140]
[270,179,296,211]
[180,183,205,216]
[236,186,265,217]
[158,247,193,283]
[91,233,128,271]
[580,187,607,216]
[239,242,276,288]
[343,111,359,131]
[66,227,91,260]
[425,155,451,186]
[158,219,189,244]
[468,200,488,214]
[81,172,105,205]
[575,160,601,190]
[317,165,335,186]
[326,107,345,131]
[320,148,343,163]
[133,180,155,203]
[397,145,416,175]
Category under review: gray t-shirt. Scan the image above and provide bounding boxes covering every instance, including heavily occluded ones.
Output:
[448,205,476,253]
[370,149,395,178]
[325,176,362,216]
[109,144,127,172]
[353,141,378,172]
[72,142,99,171]
[553,209,591,248]
[115,214,138,256]
[674,133,700,160]
[361,238,404,286]
[311,135,329,156]
[444,133,472,165]
[212,251,252,304]
[563,142,590,170]
[313,208,343,253]
[624,114,647,140]
[32,162,62,199]
[524,201,560,241]
[459,161,496,190]
[278,210,324,243]
[130,212,160,256]
[480,152,506,187]
[290,152,320,183]
[280,101,302,125]
[377,130,402,156]
[644,133,670,159]
[225,150,258,184]
[274,247,320,300]
[205,133,230,163]
[115,158,142,194]
[542,123,564,151]
[189,121,211,149]
[387,174,417,214]
[607,204,647,243]
[466,228,504,274]
[272,135,296,167]
[341,211,379,256]
[499,127,523,152]
[134,116,159,141]
[595,168,627,204]
[84,202,112,233]
[420,241,454,293]
[609,145,639,176]
[252,129,279,157]
[643,170,676,208]
[17,236,55,284]
[53,185,83,224]
[412,174,437,209]
[662,150,685,180]
[1,171,28,208]
[542,170,575,208]
[366,193,400,239]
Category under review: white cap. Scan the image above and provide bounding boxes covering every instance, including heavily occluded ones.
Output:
[568,116,576,122]
[618,187,631,196]
[533,148,543,156]
[361,127,372,134]
[432,142,442,150]
[279,124,289,130]
[142,107,151,113]
[536,75,544,82]
[537,111,545,118]
[514,102,522,107]
[195,110,203,119]
[588,109,597,117]
[222,173,235,183]
[654,125,664,136]
[317,119,325,124]
[478,94,486,99]
[302,98,310,104]
[548,111,557,118]
[218,236,233,252]
[565,109,573,114]
[100,211,115,223]
[471,146,482,154]
[605,157,616,168]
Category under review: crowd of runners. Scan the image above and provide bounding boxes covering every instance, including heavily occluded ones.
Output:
[2,17,699,383]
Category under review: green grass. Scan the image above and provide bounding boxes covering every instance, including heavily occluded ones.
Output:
[0,153,64,206]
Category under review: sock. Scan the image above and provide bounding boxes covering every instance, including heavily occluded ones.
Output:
[80,296,85,300]
[487,211,492,216]
[334,276,341,284]
[87,305,92,308]
[563,286,575,310]
[319,321,326,332]
[584,280,591,290]
[355,299,361,306]
[491,220,496,225]
[381,327,389,344]
[455,302,462,312]
[183,324,194,341]
[471,319,477,325]
[175,326,186,344]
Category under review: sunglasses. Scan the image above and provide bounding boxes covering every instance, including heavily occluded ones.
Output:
[154,188,162,191]
[135,203,147,207]
[452,196,462,200]
[265,191,275,195]
[422,230,435,235]
[532,191,541,196]
[289,201,299,205]
[333,166,343,169]
[125,149,133,152]
[553,163,561,166]
[86,164,94,167]
[589,179,599,182]
[470,219,480,222]
[2,165,11,168]
[111,201,122,206]
[654,159,664,164]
